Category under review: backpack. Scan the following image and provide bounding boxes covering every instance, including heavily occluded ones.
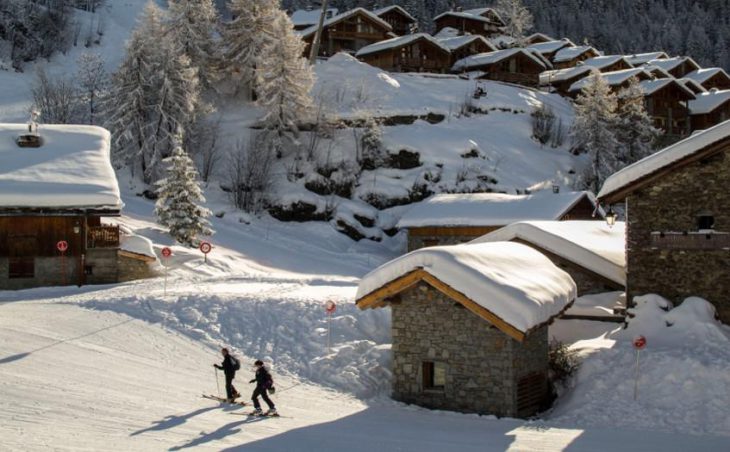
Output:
[231,356,241,371]
[264,371,274,391]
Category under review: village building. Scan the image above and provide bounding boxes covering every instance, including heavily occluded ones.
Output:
[290,7,339,31]
[540,65,599,95]
[641,64,673,80]
[473,221,626,298]
[397,191,600,252]
[551,45,600,69]
[678,77,708,96]
[373,5,417,36]
[579,55,634,73]
[684,68,730,91]
[567,68,652,97]
[433,8,505,39]
[625,51,669,67]
[524,32,555,45]
[689,89,730,131]
[355,33,451,73]
[451,48,549,88]
[597,119,730,324]
[298,8,393,58]
[355,241,576,417]
[638,78,695,139]
[525,39,575,62]
[0,124,157,290]
[437,35,496,66]
[643,57,701,79]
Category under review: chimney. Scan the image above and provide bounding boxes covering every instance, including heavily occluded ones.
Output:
[17,110,42,148]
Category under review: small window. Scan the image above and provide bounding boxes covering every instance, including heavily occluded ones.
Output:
[697,214,715,230]
[84,265,94,276]
[422,361,446,390]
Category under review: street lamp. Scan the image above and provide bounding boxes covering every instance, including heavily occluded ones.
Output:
[605,206,617,228]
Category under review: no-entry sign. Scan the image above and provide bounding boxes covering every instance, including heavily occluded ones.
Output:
[161,247,172,258]
[56,240,68,252]
[633,335,647,350]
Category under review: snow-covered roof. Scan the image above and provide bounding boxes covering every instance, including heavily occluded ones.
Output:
[452,48,547,72]
[434,10,501,25]
[290,8,339,27]
[356,33,450,57]
[299,8,392,38]
[689,89,730,115]
[120,234,158,261]
[569,68,649,92]
[356,241,577,338]
[684,68,730,85]
[526,39,575,55]
[0,124,122,211]
[372,5,416,22]
[638,78,696,99]
[598,120,730,202]
[643,57,700,73]
[437,35,495,52]
[677,77,708,94]
[625,51,669,66]
[641,64,673,79]
[580,55,632,71]
[397,191,596,228]
[525,32,555,43]
[552,45,598,63]
[540,65,598,85]
[472,221,626,286]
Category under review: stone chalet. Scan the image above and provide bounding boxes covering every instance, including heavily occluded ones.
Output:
[398,191,600,252]
[0,124,157,290]
[356,33,452,73]
[598,119,730,324]
[298,8,393,58]
[356,241,576,417]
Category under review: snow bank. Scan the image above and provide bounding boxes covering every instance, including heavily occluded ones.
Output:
[120,234,158,261]
[357,242,577,333]
[564,291,625,317]
[472,220,626,286]
[0,124,122,209]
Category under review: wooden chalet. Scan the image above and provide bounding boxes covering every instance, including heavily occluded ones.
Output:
[598,120,730,324]
[397,191,599,252]
[356,242,576,417]
[551,45,600,69]
[580,55,634,73]
[625,52,669,67]
[678,78,708,96]
[639,78,696,139]
[643,57,701,79]
[373,5,417,36]
[356,33,451,73]
[433,8,505,39]
[290,7,339,31]
[568,68,652,98]
[436,35,497,66]
[0,124,130,290]
[690,89,730,131]
[684,68,730,91]
[524,32,555,45]
[452,48,549,88]
[526,39,575,62]
[540,65,599,95]
[299,8,393,58]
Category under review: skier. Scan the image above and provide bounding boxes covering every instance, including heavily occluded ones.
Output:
[213,348,240,402]
[249,359,276,415]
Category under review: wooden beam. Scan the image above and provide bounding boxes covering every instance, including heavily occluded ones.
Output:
[356,269,427,309]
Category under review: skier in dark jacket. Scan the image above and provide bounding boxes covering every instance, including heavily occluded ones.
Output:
[249,359,276,415]
[213,348,240,402]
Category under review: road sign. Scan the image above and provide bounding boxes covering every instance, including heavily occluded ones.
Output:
[161,247,172,258]
[633,335,647,350]
[57,240,68,252]
[325,300,337,314]
[199,242,212,254]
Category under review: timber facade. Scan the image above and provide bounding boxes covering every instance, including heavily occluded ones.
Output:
[644,82,694,139]
[375,6,416,36]
[470,51,546,88]
[302,10,392,58]
[358,37,451,73]
[434,12,504,39]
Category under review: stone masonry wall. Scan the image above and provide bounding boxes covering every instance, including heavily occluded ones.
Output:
[627,147,730,323]
[0,256,81,290]
[118,254,158,283]
[391,282,548,417]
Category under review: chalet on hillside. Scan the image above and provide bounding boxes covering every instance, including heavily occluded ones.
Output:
[298,8,393,58]
[689,89,730,131]
[567,68,652,97]
[433,8,505,38]
[684,68,730,91]
[551,45,600,69]
[525,39,575,61]
[356,242,576,417]
[524,32,555,45]
[356,33,451,73]
[290,7,339,31]
[641,64,673,80]
[373,5,417,36]
[540,65,599,95]
[398,191,599,252]
[598,120,730,324]
[625,52,669,67]
[580,55,634,73]
[452,48,549,88]
[678,78,708,96]
[639,78,695,139]
[0,124,156,290]
[437,35,496,66]
[643,57,701,79]
[473,221,626,297]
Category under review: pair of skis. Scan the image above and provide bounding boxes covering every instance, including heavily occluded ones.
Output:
[202,394,283,417]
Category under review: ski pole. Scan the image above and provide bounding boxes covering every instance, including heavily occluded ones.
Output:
[215,367,221,397]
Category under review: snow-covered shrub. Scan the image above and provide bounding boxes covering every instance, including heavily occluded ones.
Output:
[548,339,581,390]
[532,103,556,145]
[360,117,386,171]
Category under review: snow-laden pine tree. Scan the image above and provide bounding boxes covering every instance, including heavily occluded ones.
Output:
[495,0,534,43]
[614,76,660,166]
[256,10,314,155]
[218,0,278,98]
[571,74,620,193]
[155,140,213,246]
[76,52,107,125]
[166,0,219,89]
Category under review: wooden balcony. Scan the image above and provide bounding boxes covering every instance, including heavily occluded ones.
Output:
[396,58,446,70]
[650,231,730,250]
[88,225,120,249]
[329,30,384,40]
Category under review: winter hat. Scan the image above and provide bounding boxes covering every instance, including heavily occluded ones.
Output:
[254,360,264,366]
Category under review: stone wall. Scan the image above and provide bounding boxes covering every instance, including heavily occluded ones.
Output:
[118,253,159,282]
[390,282,548,417]
[626,146,730,323]
[0,256,82,290]
[85,249,119,285]
[406,227,498,252]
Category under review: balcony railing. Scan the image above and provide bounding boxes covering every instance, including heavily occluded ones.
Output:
[650,231,730,250]
[396,58,445,70]
[88,225,120,249]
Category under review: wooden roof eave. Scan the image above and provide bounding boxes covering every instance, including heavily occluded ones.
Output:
[356,268,528,342]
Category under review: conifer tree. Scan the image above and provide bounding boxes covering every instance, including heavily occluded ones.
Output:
[494,0,534,42]
[614,76,660,166]
[155,140,213,246]
[167,0,219,89]
[571,74,620,193]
